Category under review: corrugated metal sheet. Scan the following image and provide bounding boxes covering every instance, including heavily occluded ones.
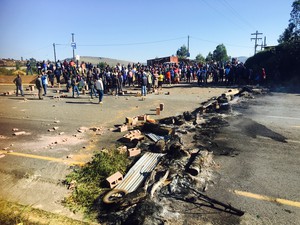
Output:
[115,152,165,193]
[145,133,165,142]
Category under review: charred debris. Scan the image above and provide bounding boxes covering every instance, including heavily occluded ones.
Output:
[99,87,267,225]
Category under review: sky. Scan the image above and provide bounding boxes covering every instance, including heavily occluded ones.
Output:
[0,0,294,63]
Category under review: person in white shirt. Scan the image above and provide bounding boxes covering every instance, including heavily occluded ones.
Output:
[95,77,104,104]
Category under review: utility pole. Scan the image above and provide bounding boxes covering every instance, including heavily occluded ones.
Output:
[71,33,76,61]
[53,43,57,63]
[251,30,263,55]
[187,35,190,58]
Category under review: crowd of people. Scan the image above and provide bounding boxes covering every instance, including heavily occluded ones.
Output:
[21,59,267,102]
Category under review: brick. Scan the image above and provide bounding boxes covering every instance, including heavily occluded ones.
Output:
[13,131,26,136]
[159,103,164,111]
[123,130,144,142]
[125,117,133,125]
[118,124,128,132]
[137,114,147,121]
[117,145,127,154]
[156,107,160,115]
[29,85,35,91]
[127,147,141,157]
[106,171,123,189]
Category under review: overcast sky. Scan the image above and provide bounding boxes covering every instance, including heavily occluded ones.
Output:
[0,0,294,62]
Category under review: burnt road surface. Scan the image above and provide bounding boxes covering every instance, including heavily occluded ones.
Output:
[208,91,300,225]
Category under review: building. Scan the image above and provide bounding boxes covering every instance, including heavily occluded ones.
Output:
[147,56,178,67]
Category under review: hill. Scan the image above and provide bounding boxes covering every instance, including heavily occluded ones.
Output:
[77,56,136,67]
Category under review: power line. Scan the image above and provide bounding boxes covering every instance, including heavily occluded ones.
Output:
[190,36,252,49]
[201,0,248,32]
[67,36,187,47]
[220,0,256,31]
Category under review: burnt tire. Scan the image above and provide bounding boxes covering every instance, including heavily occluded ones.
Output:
[103,189,128,204]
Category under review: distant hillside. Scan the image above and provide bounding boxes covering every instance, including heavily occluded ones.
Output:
[77,56,136,67]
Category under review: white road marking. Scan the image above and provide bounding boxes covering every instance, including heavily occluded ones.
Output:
[266,115,300,120]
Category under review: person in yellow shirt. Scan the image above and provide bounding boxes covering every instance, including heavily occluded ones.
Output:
[158,71,164,90]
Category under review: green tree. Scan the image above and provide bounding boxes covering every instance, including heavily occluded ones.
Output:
[278,0,300,43]
[213,44,229,62]
[176,45,189,59]
[206,52,213,62]
[195,53,205,64]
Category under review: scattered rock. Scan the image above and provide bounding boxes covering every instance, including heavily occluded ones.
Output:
[13,131,26,136]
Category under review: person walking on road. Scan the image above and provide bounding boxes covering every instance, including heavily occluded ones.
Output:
[13,74,24,96]
[141,71,148,96]
[95,77,104,104]
[35,75,43,99]
[41,71,48,96]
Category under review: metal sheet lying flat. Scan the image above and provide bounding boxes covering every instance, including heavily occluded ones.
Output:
[115,152,165,193]
[145,133,165,142]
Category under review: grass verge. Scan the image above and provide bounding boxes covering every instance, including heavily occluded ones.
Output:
[0,199,90,225]
[62,148,129,220]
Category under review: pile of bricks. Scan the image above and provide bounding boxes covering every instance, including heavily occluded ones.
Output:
[122,130,144,142]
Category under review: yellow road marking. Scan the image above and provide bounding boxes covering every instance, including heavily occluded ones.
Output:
[234,190,300,208]
[0,150,85,166]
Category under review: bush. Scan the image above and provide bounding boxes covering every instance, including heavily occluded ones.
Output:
[63,148,129,216]
[0,68,14,76]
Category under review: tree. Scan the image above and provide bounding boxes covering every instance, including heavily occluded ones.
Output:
[213,44,229,62]
[206,52,213,62]
[195,53,205,64]
[176,45,189,59]
[278,0,300,43]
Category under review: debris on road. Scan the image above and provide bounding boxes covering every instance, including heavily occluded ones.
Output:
[96,87,265,224]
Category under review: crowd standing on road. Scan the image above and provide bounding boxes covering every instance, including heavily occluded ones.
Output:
[18,58,268,102]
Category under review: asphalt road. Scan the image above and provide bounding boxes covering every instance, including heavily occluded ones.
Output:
[208,91,300,225]
[0,83,228,221]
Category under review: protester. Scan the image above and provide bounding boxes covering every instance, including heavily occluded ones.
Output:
[13,74,24,96]
[41,71,48,96]
[26,61,33,75]
[71,76,80,98]
[35,75,43,100]
[141,71,148,96]
[95,77,104,104]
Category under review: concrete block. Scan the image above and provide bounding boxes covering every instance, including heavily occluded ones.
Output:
[128,147,141,157]
[106,171,123,189]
